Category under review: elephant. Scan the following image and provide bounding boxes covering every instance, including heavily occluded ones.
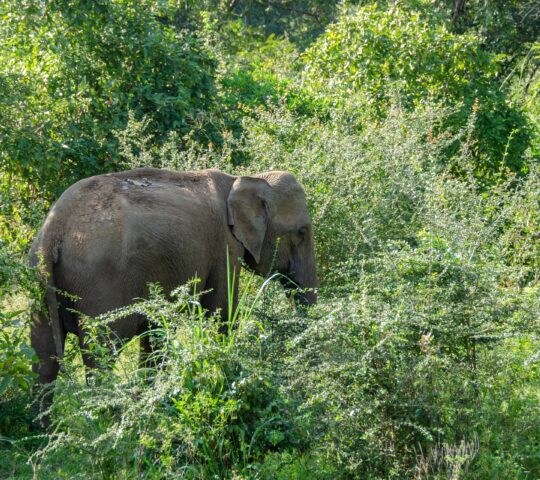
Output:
[29,167,317,422]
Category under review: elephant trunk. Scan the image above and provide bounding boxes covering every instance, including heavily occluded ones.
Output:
[281,251,318,308]
[293,262,318,308]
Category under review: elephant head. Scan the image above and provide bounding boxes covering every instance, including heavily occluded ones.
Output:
[227,171,317,307]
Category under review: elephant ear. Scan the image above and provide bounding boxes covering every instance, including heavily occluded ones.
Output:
[227,177,271,264]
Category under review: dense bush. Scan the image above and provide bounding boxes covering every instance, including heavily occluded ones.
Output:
[238,104,540,478]
[0,208,40,401]
[303,4,532,175]
[0,0,217,199]
[28,284,302,479]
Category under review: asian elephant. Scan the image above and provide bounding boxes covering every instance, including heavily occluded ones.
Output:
[29,167,317,418]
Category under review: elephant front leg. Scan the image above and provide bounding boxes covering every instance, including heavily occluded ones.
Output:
[202,261,241,334]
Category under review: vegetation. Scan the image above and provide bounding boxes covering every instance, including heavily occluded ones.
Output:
[1,0,539,478]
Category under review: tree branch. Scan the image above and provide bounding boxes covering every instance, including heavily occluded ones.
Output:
[451,0,467,24]
[258,0,323,26]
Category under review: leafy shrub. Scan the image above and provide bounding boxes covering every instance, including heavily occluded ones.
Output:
[0,217,40,400]
[0,311,36,397]
[233,101,540,477]
[302,4,532,175]
[0,223,40,451]
[31,283,302,478]
[0,0,217,198]
[470,338,540,479]
[237,102,451,288]
[198,17,331,153]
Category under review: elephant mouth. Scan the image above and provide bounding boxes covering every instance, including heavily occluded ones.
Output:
[244,253,317,308]
[279,274,314,308]
[279,274,296,295]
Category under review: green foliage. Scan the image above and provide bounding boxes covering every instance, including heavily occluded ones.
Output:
[234,101,540,477]
[303,4,532,175]
[182,0,342,47]
[0,0,217,197]
[1,1,540,478]
[237,103,449,286]
[0,218,40,401]
[0,310,36,396]
[30,283,301,479]
[447,0,540,58]
[304,5,489,107]
[0,234,39,455]
[471,339,540,478]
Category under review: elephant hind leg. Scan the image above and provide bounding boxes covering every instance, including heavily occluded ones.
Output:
[31,311,63,383]
[78,331,108,384]
[31,311,65,428]
[139,333,158,372]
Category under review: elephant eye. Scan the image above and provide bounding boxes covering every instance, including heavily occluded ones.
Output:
[298,227,307,238]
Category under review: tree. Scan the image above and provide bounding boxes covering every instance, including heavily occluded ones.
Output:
[0,0,217,198]
[303,4,532,176]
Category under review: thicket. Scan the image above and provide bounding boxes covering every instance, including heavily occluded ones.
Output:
[303,5,531,175]
[1,0,540,478]
[0,0,217,201]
